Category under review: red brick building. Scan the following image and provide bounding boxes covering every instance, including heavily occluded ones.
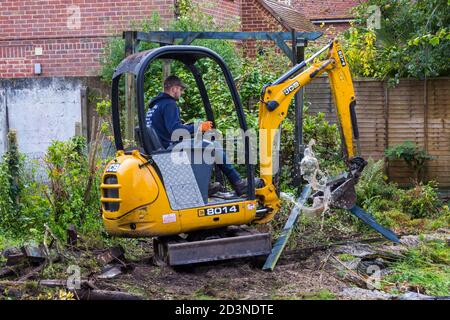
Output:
[0,1,167,78]
[242,0,317,56]
[0,0,358,79]
[0,0,359,158]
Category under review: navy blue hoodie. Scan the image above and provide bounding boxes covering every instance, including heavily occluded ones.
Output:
[145,92,194,148]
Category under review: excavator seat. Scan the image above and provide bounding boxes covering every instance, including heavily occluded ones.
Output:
[138,126,214,208]
[146,126,164,152]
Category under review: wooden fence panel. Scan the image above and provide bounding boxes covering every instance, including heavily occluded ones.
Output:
[353,80,386,160]
[426,79,450,186]
[303,77,450,187]
[386,80,426,184]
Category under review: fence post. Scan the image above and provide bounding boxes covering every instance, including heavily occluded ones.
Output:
[291,30,306,194]
[384,80,389,178]
[423,78,429,182]
[124,31,137,143]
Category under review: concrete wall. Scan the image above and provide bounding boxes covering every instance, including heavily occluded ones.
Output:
[0,77,83,160]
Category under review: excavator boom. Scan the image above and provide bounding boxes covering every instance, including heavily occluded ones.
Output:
[256,40,367,223]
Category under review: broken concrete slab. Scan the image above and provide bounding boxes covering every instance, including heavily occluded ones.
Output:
[395,291,441,300]
[334,243,376,257]
[97,265,123,279]
[22,244,47,263]
[339,287,393,300]
[96,245,125,266]
[400,233,450,247]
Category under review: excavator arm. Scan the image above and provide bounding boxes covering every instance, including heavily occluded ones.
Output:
[255,40,367,223]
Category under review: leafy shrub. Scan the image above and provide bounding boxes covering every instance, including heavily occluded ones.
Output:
[0,131,50,238]
[343,0,450,82]
[399,181,442,219]
[43,136,104,238]
[356,158,403,212]
[385,141,434,183]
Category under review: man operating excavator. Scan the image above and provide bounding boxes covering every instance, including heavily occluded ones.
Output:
[146,75,250,196]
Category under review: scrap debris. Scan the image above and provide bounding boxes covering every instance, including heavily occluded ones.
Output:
[0,226,140,300]
[300,139,331,217]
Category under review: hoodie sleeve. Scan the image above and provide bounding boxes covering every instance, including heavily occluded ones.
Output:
[163,101,195,135]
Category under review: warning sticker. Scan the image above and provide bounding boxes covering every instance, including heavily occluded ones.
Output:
[162,213,177,224]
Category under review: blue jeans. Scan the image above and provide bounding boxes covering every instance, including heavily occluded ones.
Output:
[212,141,241,185]
[175,139,241,185]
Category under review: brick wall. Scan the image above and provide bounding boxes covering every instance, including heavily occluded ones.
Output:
[0,0,176,78]
[241,0,286,57]
[193,0,241,27]
[0,1,247,78]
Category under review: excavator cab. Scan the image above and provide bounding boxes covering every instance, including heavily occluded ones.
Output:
[103,46,271,265]
[110,46,256,206]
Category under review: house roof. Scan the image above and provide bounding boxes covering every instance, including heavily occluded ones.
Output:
[257,0,318,32]
[292,0,359,21]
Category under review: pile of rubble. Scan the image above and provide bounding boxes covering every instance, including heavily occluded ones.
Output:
[331,231,450,300]
[0,225,143,300]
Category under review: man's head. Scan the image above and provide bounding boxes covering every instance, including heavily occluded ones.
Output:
[164,75,187,100]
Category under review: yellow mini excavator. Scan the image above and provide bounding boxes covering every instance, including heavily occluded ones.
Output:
[100,40,389,266]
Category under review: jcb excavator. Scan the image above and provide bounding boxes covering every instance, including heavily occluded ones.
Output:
[100,40,389,266]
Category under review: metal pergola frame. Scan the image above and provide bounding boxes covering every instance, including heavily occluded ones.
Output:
[122,30,323,190]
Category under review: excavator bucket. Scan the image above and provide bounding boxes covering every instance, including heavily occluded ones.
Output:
[311,156,367,210]
[310,157,399,243]
[326,172,358,209]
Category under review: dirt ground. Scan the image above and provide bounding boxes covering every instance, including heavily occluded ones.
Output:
[89,229,450,300]
[98,248,349,300]
[1,229,448,300]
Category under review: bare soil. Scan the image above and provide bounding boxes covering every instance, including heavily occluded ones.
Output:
[98,247,348,300]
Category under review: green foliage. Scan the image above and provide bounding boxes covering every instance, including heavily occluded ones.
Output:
[43,136,104,238]
[399,181,443,219]
[385,141,434,182]
[356,159,401,212]
[343,0,450,82]
[384,240,450,296]
[0,134,106,248]
[0,132,49,239]
[355,158,444,234]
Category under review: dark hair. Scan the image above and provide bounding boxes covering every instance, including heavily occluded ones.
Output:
[164,75,186,90]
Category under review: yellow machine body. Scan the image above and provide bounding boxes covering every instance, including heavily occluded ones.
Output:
[102,40,361,239]
[102,150,257,237]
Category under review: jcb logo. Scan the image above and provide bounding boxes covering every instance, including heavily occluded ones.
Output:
[283,81,300,95]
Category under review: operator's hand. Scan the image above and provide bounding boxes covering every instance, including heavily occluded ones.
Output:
[200,121,213,132]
